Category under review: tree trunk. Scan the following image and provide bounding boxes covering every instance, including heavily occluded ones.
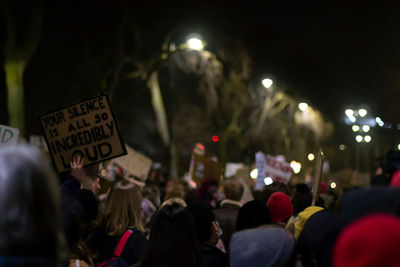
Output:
[5,60,25,134]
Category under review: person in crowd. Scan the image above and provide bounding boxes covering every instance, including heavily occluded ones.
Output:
[61,195,93,267]
[61,154,99,233]
[333,214,400,267]
[266,192,294,226]
[165,182,186,200]
[286,184,313,235]
[296,211,342,267]
[87,180,147,265]
[141,185,160,236]
[230,226,295,267]
[188,203,228,267]
[340,186,400,227]
[236,200,271,231]
[197,179,221,209]
[294,206,324,239]
[0,145,64,267]
[213,180,243,250]
[197,179,222,209]
[136,201,200,267]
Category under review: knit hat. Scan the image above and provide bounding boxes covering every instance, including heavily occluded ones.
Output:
[230,227,295,267]
[390,170,400,187]
[266,192,294,223]
[294,206,324,239]
[333,214,400,267]
[236,200,271,231]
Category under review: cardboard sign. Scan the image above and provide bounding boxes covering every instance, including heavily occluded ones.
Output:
[265,154,293,184]
[312,149,324,205]
[114,144,152,180]
[40,94,127,172]
[192,154,222,185]
[0,124,19,146]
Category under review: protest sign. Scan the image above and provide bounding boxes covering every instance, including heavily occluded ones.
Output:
[255,152,266,190]
[114,144,152,180]
[225,162,245,178]
[0,124,19,146]
[312,149,324,205]
[192,154,222,185]
[265,154,293,184]
[40,94,127,172]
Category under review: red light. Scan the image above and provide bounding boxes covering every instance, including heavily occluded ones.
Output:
[212,135,219,142]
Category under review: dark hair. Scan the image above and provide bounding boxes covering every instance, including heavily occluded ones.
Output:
[236,200,271,231]
[0,146,63,263]
[138,202,200,267]
[188,203,215,243]
[292,184,312,216]
[223,180,244,201]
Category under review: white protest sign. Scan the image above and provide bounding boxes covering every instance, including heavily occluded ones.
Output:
[0,124,19,146]
[265,154,293,184]
[255,152,266,190]
[114,144,152,180]
[225,162,245,178]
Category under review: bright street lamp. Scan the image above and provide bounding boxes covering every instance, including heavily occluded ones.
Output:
[355,135,363,143]
[290,161,301,174]
[352,125,360,132]
[187,37,204,50]
[362,125,370,132]
[330,182,337,189]
[250,168,258,179]
[358,109,367,117]
[398,144,400,151]
[261,78,273,89]
[364,135,372,143]
[345,109,354,118]
[308,153,315,161]
[298,102,309,112]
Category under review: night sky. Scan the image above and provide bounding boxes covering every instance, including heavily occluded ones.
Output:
[4,0,400,140]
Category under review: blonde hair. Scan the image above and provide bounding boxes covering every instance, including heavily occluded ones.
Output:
[100,180,144,235]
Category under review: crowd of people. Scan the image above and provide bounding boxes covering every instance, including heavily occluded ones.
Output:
[1,144,400,267]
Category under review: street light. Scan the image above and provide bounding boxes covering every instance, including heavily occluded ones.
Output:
[364,135,372,143]
[356,135,363,143]
[330,182,337,189]
[358,109,367,117]
[362,125,370,132]
[187,37,204,50]
[352,125,360,132]
[345,109,354,118]
[261,78,273,89]
[290,161,302,174]
[298,102,309,112]
[250,168,258,179]
[308,153,315,161]
[339,144,346,150]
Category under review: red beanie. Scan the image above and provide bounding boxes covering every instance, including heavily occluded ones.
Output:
[266,192,293,223]
[334,214,400,267]
[390,170,400,187]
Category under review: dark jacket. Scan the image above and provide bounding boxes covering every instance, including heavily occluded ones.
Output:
[213,200,241,250]
[87,228,147,265]
[200,243,228,267]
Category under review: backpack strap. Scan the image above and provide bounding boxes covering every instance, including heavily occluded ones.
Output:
[113,229,134,257]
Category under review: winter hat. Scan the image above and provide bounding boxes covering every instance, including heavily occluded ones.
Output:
[230,227,295,267]
[390,170,400,187]
[333,214,400,267]
[319,182,328,194]
[294,206,324,239]
[267,192,294,223]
